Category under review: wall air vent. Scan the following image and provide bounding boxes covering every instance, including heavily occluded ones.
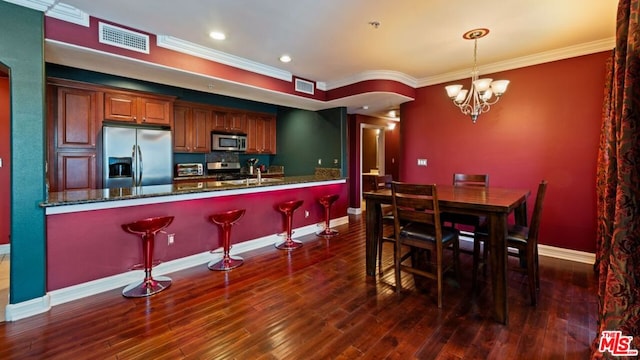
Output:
[99,22,150,54]
[294,78,315,95]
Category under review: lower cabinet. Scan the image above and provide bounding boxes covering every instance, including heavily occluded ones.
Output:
[55,151,97,191]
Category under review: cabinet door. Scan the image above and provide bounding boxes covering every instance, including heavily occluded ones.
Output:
[173,105,190,152]
[138,96,172,126]
[261,116,276,154]
[211,111,227,131]
[191,107,211,152]
[226,112,246,132]
[244,115,259,153]
[56,151,97,191]
[56,87,98,149]
[104,92,137,123]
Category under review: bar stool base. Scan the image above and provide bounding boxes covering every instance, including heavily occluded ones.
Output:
[208,256,244,271]
[122,275,172,298]
[275,239,303,250]
[316,228,339,238]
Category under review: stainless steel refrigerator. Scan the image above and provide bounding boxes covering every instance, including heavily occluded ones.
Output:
[103,125,173,188]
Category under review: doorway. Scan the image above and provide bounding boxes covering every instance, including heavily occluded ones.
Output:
[360,124,386,208]
[0,63,11,322]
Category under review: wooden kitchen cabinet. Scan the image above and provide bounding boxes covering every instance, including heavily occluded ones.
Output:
[212,111,245,133]
[104,91,174,126]
[245,113,276,154]
[55,151,97,191]
[173,104,211,153]
[47,81,101,191]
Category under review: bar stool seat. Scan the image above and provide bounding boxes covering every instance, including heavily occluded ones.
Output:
[276,200,304,250]
[209,209,246,271]
[121,216,174,298]
[316,194,339,238]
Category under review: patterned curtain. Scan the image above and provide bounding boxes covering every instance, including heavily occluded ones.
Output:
[592,0,640,358]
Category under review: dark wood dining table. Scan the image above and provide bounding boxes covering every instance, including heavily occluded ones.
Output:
[363,184,530,324]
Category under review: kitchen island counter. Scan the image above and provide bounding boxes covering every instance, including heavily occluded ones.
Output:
[42,175,345,214]
[43,175,348,293]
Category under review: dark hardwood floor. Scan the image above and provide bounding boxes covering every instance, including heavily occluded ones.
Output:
[0,214,596,359]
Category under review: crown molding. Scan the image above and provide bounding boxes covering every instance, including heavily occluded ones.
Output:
[325,70,418,90]
[418,37,616,87]
[3,0,54,11]
[46,2,89,26]
[156,35,293,82]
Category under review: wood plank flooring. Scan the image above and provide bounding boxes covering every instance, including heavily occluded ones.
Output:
[0,214,596,359]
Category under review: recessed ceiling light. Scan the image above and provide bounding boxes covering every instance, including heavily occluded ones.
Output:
[279,54,292,63]
[209,31,226,40]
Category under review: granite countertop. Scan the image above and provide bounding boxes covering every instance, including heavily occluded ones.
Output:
[42,175,345,208]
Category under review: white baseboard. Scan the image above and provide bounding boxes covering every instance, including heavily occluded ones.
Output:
[538,244,595,264]
[459,236,595,265]
[5,294,50,322]
[0,244,10,255]
[347,207,362,215]
[5,216,350,322]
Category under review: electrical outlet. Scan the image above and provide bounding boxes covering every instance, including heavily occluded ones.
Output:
[305,210,310,218]
[333,159,338,165]
[417,159,428,167]
[168,233,175,245]
[318,158,322,165]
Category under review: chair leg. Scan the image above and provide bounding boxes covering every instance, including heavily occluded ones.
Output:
[394,241,402,294]
[472,236,481,290]
[378,238,384,275]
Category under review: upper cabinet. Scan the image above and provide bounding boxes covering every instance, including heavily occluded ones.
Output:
[173,103,211,153]
[47,81,102,192]
[212,111,245,133]
[104,91,174,126]
[245,113,276,154]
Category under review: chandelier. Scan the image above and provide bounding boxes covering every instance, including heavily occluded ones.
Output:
[445,28,510,124]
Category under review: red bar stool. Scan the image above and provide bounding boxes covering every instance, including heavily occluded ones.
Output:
[121,216,174,298]
[316,194,340,237]
[209,209,246,271]
[276,200,304,250]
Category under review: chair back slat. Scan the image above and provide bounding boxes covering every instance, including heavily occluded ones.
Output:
[527,180,548,242]
[391,181,441,236]
[372,174,393,190]
[453,173,489,187]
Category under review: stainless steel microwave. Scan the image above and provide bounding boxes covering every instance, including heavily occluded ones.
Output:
[211,132,247,151]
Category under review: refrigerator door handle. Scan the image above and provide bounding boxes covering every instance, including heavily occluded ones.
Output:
[131,144,137,187]
[137,145,143,186]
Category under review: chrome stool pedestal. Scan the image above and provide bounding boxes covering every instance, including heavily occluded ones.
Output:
[121,216,174,298]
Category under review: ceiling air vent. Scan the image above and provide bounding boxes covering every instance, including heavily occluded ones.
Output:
[99,22,150,54]
[294,78,315,95]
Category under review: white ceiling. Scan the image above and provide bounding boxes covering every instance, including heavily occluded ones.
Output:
[16,0,619,118]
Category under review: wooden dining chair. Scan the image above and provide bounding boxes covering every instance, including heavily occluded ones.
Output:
[370,174,399,274]
[441,173,489,286]
[391,181,460,308]
[475,180,548,305]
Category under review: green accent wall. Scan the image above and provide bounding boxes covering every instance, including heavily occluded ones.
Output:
[273,107,347,176]
[0,2,46,303]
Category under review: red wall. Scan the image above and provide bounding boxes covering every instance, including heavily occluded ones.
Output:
[400,52,610,253]
[0,76,9,245]
[46,183,348,290]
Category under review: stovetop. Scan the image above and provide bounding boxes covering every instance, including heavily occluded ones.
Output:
[206,161,247,180]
